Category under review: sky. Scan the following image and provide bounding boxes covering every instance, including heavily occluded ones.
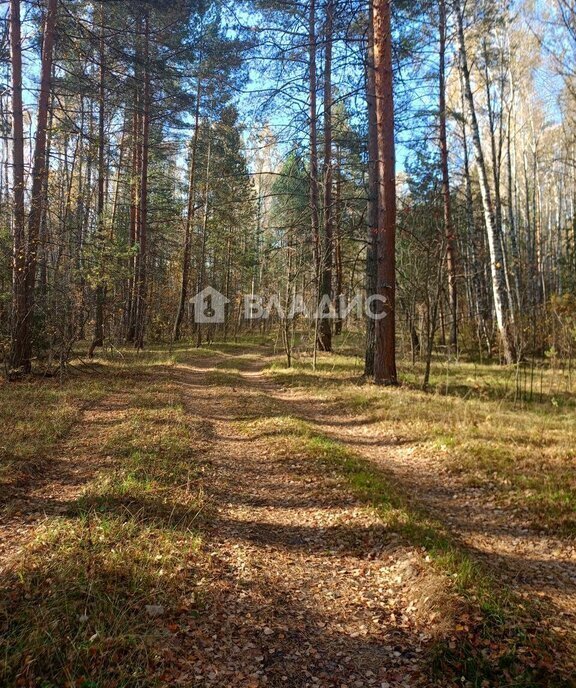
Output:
[3,0,569,179]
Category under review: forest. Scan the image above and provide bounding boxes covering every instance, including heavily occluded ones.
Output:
[0,0,575,686]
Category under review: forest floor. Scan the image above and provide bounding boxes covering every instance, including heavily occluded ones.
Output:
[0,341,575,688]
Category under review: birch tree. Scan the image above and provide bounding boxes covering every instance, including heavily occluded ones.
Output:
[455,0,516,363]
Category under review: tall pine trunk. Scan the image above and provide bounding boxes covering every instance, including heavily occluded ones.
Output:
[372,0,397,385]
[11,0,58,372]
[318,0,334,352]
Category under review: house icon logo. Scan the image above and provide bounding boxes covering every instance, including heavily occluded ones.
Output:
[190,287,230,324]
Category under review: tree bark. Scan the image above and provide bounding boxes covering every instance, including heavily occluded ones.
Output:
[372,0,397,385]
[482,39,515,326]
[458,53,490,353]
[439,0,458,352]
[11,0,58,372]
[318,0,334,352]
[455,0,515,363]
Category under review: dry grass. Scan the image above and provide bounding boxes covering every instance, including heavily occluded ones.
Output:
[0,357,206,687]
[0,377,106,489]
[1,341,574,687]
[268,352,576,535]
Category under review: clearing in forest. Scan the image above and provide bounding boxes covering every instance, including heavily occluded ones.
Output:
[0,343,574,688]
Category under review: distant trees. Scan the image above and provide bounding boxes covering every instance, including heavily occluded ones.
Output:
[2,0,576,377]
[439,0,458,353]
[173,15,246,342]
[8,0,26,370]
[2,0,254,371]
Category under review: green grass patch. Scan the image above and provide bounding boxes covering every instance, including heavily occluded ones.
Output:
[0,374,111,489]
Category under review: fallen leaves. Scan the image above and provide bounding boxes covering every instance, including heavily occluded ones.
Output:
[3,350,576,687]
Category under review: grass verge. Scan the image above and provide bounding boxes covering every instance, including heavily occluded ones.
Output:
[0,362,206,687]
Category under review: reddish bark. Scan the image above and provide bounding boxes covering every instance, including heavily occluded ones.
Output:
[372,0,397,385]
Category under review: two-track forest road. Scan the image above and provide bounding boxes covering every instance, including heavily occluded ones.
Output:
[1,346,574,687]
[164,354,439,687]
